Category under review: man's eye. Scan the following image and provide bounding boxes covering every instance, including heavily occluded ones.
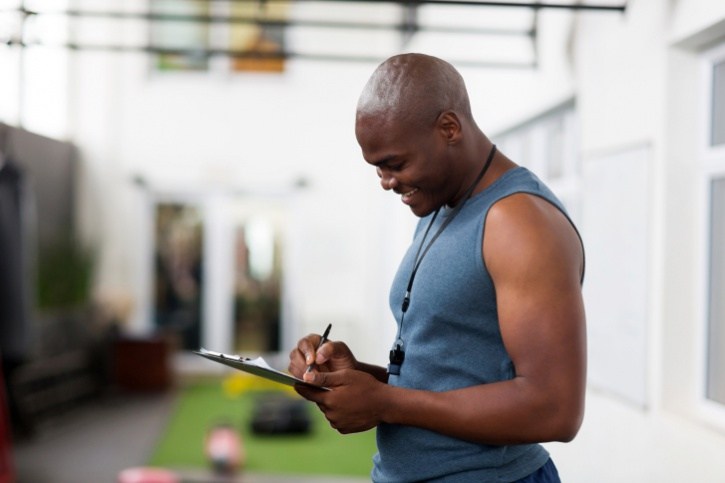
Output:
[376,161,404,173]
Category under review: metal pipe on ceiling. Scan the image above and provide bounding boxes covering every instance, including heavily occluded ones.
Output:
[0,1,626,69]
[140,0,626,13]
[3,1,628,13]
[4,40,537,69]
[18,9,535,37]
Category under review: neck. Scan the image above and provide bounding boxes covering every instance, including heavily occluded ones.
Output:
[448,143,497,207]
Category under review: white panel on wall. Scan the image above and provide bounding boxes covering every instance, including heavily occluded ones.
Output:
[582,144,650,407]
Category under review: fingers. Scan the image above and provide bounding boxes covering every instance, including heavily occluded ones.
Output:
[301,333,330,365]
[306,368,346,388]
[300,366,326,386]
[300,335,319,365]
[294,382,327,404]
[287,346,306,377]
[296,370,379,435]
[289,335,356,382]
[314,340,334,365]
[287,334,323,376]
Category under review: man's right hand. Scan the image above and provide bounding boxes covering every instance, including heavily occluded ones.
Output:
[287,334,358,382]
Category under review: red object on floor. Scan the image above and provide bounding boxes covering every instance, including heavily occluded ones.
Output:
[205,424,244,475]
[116,467,178,483]
[0,359,15,483]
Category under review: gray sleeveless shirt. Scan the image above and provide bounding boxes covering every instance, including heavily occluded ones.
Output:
[372,167,579,482]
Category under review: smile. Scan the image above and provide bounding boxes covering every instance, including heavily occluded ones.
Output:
[401,188,418,203]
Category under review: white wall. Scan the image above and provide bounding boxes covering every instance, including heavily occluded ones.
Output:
[462,8,577,135]
[575,0,669,408]
[670,0,725,47]
[548,1,725,481]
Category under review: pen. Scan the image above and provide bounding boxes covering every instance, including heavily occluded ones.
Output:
[305,323,332,373]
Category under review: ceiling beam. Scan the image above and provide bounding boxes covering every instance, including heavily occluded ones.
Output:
[145,0,626,12]
[4,40,536,70]
[18,9,534,37]
[5,1,628,13]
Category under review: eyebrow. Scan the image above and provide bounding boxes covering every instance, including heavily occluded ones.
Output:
[371,155,398,168]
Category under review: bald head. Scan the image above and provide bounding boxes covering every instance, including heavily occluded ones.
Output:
[356,53,473,129]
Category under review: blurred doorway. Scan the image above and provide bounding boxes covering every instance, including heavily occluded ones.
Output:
[153,202,204,350]
[147,194,286,355]
[231,201,285,354]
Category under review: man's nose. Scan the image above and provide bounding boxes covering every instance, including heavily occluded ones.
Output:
[377,167,398,191]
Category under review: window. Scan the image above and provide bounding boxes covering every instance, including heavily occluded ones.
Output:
[706,177,725,405]
[151,1,211,71]
[711,60,725,147]
[703,43,725,411]
[149,0,290,73]
[495,99,580,221]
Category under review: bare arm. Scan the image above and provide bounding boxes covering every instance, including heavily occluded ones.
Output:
[297,194,586,444]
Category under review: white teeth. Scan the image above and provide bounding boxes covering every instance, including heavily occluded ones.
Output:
[402,188,418,198]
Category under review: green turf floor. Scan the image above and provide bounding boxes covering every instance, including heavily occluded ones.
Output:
[148,380,377,477]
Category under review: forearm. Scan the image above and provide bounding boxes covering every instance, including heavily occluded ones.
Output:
[379,376,583,445]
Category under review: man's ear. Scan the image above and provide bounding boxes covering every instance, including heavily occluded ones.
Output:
[437,110,463,145]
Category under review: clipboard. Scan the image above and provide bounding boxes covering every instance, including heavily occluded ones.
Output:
[194,348,330,391]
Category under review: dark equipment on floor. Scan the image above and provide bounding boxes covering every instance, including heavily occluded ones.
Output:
[250,393,312,435]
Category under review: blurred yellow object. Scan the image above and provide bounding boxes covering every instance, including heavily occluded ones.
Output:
[222,372,296,397]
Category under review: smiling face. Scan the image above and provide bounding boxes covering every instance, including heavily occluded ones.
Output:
[354,53,475,217]
[356,111,457,217]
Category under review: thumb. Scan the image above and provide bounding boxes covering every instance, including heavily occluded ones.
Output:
[309,369,344,388]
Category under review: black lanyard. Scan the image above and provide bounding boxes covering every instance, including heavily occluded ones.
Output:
[389,144,497,375]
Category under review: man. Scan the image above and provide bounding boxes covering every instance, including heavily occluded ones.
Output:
[289,53,586,482]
